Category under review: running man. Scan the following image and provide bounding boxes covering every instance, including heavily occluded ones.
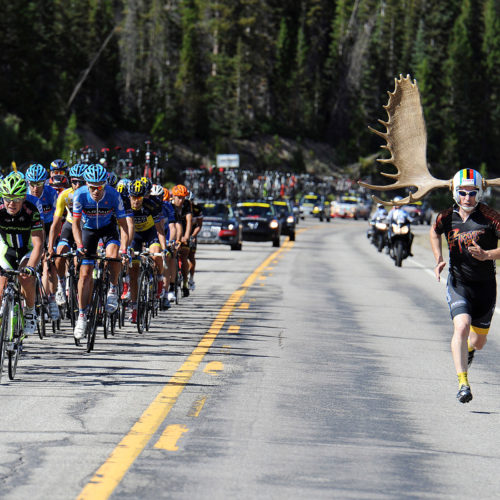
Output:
[430,168,500,404]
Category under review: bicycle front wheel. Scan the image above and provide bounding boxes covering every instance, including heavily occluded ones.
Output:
[86,287,100,353]
[8,302,23,380]
[0,297,13,382]
[137,269,150,334]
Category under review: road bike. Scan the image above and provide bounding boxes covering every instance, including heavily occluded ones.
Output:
[0,269,26,381]
[135,250,162,334]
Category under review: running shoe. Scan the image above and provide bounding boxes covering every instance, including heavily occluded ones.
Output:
[189,278,195,291]
[129,309,137,324]
[23,312,37,335]
[457,385,473,404]
[74,314,87,339]
[182,287,190,298]
[168,291,175,302]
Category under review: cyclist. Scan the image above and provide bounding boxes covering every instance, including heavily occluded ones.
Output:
[47,159,70,193]
[162,188,178,306]
[72,164,129,340]
[430,168,500,404]
[127,179,167,323]
[0,173,44,335]
[48,163,87,306]
[26,163,59,320]
[171,184,192,297]
[188,193,203,291]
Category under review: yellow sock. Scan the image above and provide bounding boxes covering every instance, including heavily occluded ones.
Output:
[458,372,469,387]
[467,340,475,352]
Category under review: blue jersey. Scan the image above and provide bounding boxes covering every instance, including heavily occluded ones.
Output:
[73,185,127,230]
[31,185,58,224]
[162,201,176,225]
[26,194,44,222]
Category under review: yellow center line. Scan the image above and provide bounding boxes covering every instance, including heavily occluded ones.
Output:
[76,239,295,500]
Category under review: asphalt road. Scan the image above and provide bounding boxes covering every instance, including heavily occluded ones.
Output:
[1,218,500,499]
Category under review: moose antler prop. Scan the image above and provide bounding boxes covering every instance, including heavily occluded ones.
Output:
[359,75,451,205]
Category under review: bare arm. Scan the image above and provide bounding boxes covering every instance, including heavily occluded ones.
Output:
[429,226,446,281]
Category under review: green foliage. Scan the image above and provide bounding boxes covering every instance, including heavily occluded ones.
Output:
[1,0,500,176]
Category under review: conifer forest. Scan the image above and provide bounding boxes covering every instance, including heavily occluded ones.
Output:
[1,0,500,178]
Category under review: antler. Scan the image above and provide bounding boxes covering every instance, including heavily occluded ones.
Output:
[358,74,450,205]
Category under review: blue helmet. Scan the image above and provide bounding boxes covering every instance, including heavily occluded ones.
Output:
[69,163,87,180]
[26,163,48,183]
[107,171,119,188]
[6,170,25,179]
[83,163,107,184]
[50,159,67,172]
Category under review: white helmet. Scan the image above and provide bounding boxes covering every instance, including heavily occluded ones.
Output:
[452,169,483,209]
[150,184,164,196]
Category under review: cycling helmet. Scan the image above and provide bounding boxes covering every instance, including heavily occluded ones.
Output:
[6,170,25,179]
[1,172,27,197]
[69,163,87,180]
[107,171,119,188]
[150,184,164,196]
[140,176,152,194]
[172,184,189,197]
[163,187,170,202]
[452,169,483,209]
[187,190,194,201]
[83,163,108,184]
[117,178,131,194]
[129,179,147,197]
[26,163,48,183]
[50,159,67,171]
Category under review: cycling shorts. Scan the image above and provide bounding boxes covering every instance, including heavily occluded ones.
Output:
[446,275,497,333]
[57,220,75,249]
[0,242,31,271]
[131,227,160,261]
[81,224,120,266]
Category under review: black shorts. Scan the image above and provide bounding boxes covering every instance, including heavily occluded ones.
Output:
[446,275,497,330]
[0,245,31,271]
[81,224,120,265]
[58,220,75,249]
[131,227,160,259]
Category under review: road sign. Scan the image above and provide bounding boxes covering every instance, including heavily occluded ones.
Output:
[216,154,240,168]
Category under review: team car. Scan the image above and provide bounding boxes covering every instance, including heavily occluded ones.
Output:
[197,201,243,250]
[236,201,281,247]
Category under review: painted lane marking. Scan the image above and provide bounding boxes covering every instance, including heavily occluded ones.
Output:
[188,397,207,418]
[76,239,295,500]
[153,425,189,451]
[203,361,224,375]
[227,325,240,334]
[239,302,250,309]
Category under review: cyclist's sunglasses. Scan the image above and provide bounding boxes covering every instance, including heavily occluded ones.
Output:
[29,181,45,188]
[51,170,67,176]
[130,195,143,201]
[88,183,105,191]
[458,190,478,197]
[3,196,24,203]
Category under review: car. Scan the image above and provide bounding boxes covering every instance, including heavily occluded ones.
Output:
[236,201,281,247]
[353,198,372,220]
[197,201,243,250]
[299,193,330,221]
[330,195,358,218]
[272,200,296,241]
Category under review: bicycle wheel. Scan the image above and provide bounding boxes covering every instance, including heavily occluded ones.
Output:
[174,259,182,305]
[86,286,100,353]
[0,296,12,382]
[68,274,78,328]
[8,301,23,380]
[35,278,46,340]
[137,269,150,334]
[145,271,154,332]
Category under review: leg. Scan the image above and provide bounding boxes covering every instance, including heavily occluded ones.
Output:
[451,313,471,375]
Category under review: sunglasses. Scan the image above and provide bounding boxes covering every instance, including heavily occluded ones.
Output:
[29,181,45,188]
[458,190,478,197]
[52,170,66,176]
[88,184,105,191]
[3,197,24,204]
[130,195,143,201]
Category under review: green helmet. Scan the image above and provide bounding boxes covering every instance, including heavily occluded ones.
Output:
[1,172,28,198]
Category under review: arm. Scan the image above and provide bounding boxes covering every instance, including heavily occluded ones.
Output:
[47,214,63,252]
[468,240,500,261]
[182,213,192,244]
[27,229,44,269]
[117,217,129,253]
[155,219,167,250]
[429,226,446,281]
[126,215,135,243]
[72,216,84,249]
[191,217,203,238]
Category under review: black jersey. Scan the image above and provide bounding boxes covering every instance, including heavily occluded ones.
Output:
[131,197,163,232]
[433,203,500,282]
[174,199,192,231]
[0,200,43,250]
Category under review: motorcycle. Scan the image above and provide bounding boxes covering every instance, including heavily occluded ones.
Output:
[387,211,413,267]
[368,215,389,252]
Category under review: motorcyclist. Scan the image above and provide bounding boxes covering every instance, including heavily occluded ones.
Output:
[387,197,414,256]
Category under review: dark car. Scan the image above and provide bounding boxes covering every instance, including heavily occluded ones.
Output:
[272,200,296,241]
[237,201,281,247]
[197,201,243,250]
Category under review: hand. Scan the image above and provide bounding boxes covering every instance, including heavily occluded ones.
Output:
[434,261,446,281]
[22,266,36,277]
[76,246,87,257]
[468,240,489,261]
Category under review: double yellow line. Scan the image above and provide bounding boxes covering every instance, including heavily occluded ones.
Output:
[77,239,294,499]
